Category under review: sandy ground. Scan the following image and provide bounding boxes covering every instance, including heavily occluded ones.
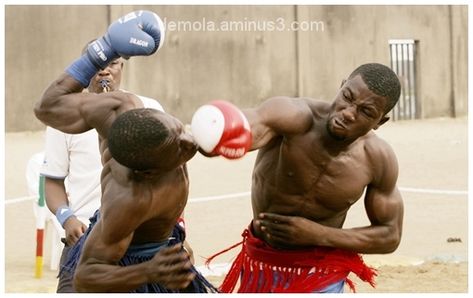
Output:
[3,117,469,293]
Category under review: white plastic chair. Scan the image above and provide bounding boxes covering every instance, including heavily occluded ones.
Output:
[26,152,65,271]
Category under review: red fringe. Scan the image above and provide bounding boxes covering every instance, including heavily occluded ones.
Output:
[206,228,377,293]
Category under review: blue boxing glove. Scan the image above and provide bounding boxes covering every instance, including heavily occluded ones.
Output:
[89,10,165,67]
[66,10,165,87]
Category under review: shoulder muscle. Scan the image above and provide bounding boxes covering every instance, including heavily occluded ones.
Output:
[244,96,313,149]
[365,135,399,191]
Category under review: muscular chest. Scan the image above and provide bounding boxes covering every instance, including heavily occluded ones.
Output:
[132,169,189,242]
[260,135,372,208]
[144,169,188,218]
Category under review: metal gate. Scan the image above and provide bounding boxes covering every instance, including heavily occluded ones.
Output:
[389,39,419,120]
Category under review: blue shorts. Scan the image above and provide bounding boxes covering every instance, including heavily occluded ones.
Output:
[60,210,217,293]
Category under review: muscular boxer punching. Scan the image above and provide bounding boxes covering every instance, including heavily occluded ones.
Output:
[192,63,404,293]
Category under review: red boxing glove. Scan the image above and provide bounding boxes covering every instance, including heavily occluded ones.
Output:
[191,100,252,159]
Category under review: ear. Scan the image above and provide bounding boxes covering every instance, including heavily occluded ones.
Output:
[373,115,390,130]
[340,79,346,88]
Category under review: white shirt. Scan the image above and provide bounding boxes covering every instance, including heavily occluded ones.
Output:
[40,94,164,226]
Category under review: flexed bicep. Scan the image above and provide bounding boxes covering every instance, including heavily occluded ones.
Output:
[365,185,403,228]
[35,74,93,133]
[365,137,403,232]
[364,184,404,253]
[35,73,142,136]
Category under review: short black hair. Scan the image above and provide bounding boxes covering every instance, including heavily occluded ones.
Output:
[108,108,169,170]
[348,63,401,114]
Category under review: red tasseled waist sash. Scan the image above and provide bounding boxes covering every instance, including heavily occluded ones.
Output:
[206,227,377,293]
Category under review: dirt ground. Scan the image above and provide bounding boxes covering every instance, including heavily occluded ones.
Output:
[3,117,468,293]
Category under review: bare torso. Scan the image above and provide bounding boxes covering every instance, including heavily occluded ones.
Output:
[93,137,189,246]
[35,66,203,292]
[251,100,383,248]
[60,90,192,268]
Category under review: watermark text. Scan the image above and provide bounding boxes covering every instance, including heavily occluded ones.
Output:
[163,17,325,32]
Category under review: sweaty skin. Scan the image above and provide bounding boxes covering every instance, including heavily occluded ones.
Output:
[35,74,198,292]
[245,74,403,254]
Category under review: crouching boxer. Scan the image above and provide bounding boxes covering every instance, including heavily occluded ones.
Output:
[34,10,216,293]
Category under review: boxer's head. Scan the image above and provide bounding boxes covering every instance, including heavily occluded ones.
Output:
[347,63,401,115]
[108,108,197,171]
[327,63,401,141]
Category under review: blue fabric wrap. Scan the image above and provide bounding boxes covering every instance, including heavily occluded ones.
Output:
[60,210,217,293]
[55,206,74,227]
[65,54,99,87]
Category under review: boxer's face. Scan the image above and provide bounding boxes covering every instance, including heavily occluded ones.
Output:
[88,59,123,93]
[327,74,389,141]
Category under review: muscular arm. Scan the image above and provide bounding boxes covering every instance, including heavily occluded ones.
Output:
[74,217,144,292]
[35,9,163,136]
[74,208,194,292]
[34,74,142,138]
[316,168,403,253]
[351,142,404,253]
[73,174,194,292]
[349,183,403,253]
[243,96,313,150]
